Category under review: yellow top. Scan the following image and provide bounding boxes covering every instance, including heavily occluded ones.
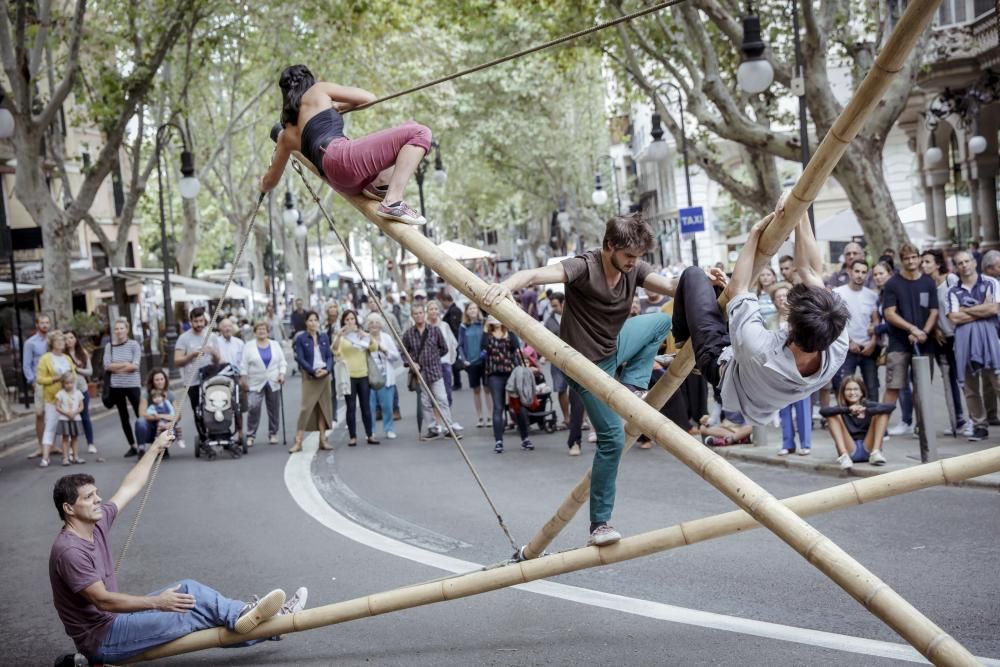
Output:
[336,335,378,378]
[36,352,77,404]
[660,300,678,354]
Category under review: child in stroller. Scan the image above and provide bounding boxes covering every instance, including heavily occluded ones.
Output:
[507,346,558,433]
[194,363,247,459]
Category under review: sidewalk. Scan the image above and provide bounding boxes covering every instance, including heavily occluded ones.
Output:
[710,423,1000,491]
[0,378,185,459]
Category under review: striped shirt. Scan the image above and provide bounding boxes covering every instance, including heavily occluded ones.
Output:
[104,339,142,388]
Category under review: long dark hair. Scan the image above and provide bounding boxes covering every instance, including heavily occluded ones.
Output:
[280,65,316,127]
[62,329,89,367]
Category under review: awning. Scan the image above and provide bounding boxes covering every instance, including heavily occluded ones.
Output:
[0,280,41,295]
[401,241,496,266]
[815,208,931,245]
[114,268,260,302]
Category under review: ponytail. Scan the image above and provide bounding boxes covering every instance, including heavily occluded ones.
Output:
[279,64,316,127]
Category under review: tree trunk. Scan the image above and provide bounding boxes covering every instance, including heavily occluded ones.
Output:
[175,196,201,277]
[37,212,76,327]
[110,246,131,326]
[832,142,910,255]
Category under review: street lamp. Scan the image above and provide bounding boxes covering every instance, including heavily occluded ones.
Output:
[155,122,199,378]
[654,83,699,267]
[738,1,814,230]
[736,2,774,94]
[415,140,445,289]
[592,155,622,214]
[283,190,299,228]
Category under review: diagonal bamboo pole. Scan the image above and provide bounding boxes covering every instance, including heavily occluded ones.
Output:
[279,182,974,660]
[131,446,1000,662]
[520,0,943,560]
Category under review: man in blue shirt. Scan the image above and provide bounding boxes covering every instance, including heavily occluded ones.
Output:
[23,313,51,458]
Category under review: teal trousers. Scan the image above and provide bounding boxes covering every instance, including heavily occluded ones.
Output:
[568,312,672,523]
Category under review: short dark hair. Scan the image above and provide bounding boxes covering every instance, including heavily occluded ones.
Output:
[921,248,946,275]
[441,293,454,303]
[850,259,869,271]
[785,284,849,353]
[54,474,95,521]
[549,292,565,305]
[603,213,654,253]
[898,243,919,259]
[189,306,207,321]
[778,255,794,264]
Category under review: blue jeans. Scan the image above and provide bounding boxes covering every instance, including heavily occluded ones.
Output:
[370,385,396,434]
[488,373,528,443]
[779,397,811,451]
[80,391,94,445]
[567,312,672,523]
[91,579,260,663]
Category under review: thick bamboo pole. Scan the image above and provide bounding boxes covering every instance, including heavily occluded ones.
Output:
[270,174,975,661]
[131,447,1000,662]
[520,0,943,559]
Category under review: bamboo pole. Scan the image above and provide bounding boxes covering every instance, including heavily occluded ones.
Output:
[520,0,944,559]
[270,170,976,661]
[131,446,1000,663]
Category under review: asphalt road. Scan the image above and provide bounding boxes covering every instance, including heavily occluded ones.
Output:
[2,372,998,666]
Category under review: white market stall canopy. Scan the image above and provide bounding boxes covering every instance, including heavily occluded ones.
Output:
[402,241,495,266]
[0,280,41,295]
[113,268,265,302]
[816,207,933,246]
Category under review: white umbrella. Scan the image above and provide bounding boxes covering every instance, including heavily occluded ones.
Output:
[0,280,41,296]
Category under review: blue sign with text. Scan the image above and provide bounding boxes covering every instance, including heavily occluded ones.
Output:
[679,206,705,235]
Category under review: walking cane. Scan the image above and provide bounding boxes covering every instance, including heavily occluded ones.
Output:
[279,386,288,447]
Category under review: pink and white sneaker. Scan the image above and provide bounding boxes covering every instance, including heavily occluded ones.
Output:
[376,200,426,226]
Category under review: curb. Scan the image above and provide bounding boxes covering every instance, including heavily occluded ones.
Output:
[711,445,1000,492]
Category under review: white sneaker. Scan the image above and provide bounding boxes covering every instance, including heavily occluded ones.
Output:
[961,421,975,438]
[777,447,793,456]
[837,453,854,470]
[887,422,913,437]
[568,443,581,456]
[235,589,285,634]
[868,450,886,466]
[450,421,464,432]
[177,439,187,449]
[708,403,722,426]
[87,444,97,454]
[386,431,397,440]
[587,524,622,547]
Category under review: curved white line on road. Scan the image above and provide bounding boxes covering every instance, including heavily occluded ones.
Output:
[285,435,998,666]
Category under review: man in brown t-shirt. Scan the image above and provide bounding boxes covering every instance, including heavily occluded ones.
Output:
[50,431,307,664]
[485,215,716,546]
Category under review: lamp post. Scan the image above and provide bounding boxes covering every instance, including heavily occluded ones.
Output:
[155,122,200,378]
[592,155,622,214]
[653,84,699,267]
[414,140,446,290]
[738,1,814,231]
[267,192,278,312]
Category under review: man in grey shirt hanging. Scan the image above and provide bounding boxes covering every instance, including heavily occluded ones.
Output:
[671,198,849,425]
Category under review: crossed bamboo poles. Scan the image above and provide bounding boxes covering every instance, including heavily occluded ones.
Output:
[131,1,990,664]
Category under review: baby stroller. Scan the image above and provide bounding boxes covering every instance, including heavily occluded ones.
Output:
[508,370,558,433]
[194,363,246,459]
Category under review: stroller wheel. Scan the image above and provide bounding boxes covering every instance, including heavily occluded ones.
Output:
[241,437,248,455]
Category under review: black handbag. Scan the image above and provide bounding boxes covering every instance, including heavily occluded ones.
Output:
[100,343,114,408]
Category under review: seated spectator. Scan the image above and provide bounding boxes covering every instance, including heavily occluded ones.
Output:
[699,411,751,447]
[820,377,892,469]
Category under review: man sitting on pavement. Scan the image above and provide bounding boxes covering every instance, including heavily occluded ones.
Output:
[484,214,707,547]
[670,199,848,429]
[49,430,307,664]
[946,249,1000,442]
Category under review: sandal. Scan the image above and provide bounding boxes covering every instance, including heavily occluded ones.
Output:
[288,437,303,454]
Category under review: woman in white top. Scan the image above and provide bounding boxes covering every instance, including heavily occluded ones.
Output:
[366,314,401,439]
[241,320,288,447]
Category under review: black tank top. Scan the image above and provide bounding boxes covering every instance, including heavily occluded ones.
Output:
[301,107,345,172]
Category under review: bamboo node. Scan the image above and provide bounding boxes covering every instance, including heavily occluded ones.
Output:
[803,534,828,563]
[863,582,889,607]
[849,480,864,506]
[924,632,955,660]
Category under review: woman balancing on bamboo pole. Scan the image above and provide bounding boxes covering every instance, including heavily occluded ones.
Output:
[484,214,725,546]
[671,198,849,429]
[259,64,431,226]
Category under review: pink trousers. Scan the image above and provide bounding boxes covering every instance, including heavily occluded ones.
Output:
[321,121,432,195]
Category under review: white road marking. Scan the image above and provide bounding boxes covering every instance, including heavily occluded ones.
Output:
[285,434,999,665]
